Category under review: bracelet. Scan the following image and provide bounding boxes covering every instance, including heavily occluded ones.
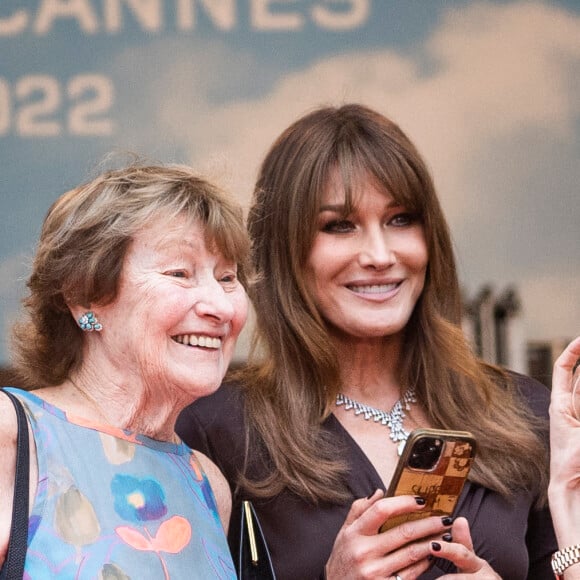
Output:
[552,544,580,578]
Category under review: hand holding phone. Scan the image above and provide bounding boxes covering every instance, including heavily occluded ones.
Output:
[379,428,476,533]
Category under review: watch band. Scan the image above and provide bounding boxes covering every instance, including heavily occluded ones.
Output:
[552,544,580,577]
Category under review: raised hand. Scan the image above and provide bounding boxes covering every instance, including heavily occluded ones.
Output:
[549,337,580,572]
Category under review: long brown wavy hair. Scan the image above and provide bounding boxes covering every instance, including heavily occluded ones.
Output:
[236,104,547,505]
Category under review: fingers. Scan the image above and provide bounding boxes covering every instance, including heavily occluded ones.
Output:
[340,493,426,537]
[343,489,384,526]
[552,337,580,401]
[326,495,453,579]
[351,494,429,536]
[385,556,432,580]
[550,337,580,434]
[429,518,501,579]
[449,517,473,550]
[429,540,494,577]
[378,526,450,578]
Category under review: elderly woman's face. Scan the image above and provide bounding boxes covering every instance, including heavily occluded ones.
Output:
[95,216,248,399]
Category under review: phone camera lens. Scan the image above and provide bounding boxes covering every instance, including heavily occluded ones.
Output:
[408,437,444,470]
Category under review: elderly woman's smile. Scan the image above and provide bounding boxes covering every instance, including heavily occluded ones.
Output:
[172,334,223,349]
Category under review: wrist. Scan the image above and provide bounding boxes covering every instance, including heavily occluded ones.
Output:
[562,561,580,580]
[552,545,580,579]
[548,494,580,548]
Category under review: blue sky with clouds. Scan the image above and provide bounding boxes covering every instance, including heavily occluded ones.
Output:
[1,0,579,365]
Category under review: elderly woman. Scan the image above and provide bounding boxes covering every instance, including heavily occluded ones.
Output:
[0,162,249,578]
[549,336,580,580]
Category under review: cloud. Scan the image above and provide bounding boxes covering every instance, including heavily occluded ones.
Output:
[112,0,580,342]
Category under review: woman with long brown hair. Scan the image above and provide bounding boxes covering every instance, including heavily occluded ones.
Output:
[177,104,556,579]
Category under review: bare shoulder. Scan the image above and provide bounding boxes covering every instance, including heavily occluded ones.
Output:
[0,392,19,567]
[0,390,18,464]
[195,451,232,533]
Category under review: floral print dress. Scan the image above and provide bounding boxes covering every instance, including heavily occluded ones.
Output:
[6,388,236,579]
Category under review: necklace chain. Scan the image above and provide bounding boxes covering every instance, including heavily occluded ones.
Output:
[336,389,417,455]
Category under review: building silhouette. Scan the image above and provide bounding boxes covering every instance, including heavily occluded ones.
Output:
[463,285,567,387]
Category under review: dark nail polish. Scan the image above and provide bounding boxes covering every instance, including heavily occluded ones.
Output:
[442,533,452,542]
[441,516,454,526]
[415,496,426,505]
[431,542,442,552]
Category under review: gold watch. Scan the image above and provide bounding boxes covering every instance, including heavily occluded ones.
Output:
[552,544,580,578]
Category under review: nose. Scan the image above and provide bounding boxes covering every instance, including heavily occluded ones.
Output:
[193,280,235,323]
[358,227,396,269]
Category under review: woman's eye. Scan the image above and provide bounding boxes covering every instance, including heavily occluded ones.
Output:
[168,270,187,278]
[219,272,239,290]
[390,212,418,227]
[321,219,355,233]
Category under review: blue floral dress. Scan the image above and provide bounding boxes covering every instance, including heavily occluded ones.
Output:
[5,388,236,579]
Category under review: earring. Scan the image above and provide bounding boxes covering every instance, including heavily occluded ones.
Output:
[78,311,103,332]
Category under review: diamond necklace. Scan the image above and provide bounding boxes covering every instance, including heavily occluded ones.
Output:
[335,389,417,456]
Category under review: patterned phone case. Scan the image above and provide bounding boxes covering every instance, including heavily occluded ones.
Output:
[379,428,476,532]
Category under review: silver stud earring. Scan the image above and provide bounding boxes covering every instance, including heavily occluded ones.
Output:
[78,311,103,332]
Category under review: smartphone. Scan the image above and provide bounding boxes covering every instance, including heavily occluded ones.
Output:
[379,428,476,533]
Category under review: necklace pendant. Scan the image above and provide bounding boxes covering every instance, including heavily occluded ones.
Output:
[335,390,416,457]
[397,438,407,456]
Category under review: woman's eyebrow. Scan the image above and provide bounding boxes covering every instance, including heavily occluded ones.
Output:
[319,203,345,212]
[319,199,401,213]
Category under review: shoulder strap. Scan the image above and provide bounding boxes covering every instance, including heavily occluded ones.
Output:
[0,390,30,580]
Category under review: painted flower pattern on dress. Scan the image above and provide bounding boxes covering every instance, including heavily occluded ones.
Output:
[111,474,192,579]
[6,388,236,580]
[112,475,168,522]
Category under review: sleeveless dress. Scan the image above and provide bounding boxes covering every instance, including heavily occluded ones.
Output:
[5,387,236,580]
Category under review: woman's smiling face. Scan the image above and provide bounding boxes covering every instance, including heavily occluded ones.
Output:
[305,173,428,344]
[94,215,248,398]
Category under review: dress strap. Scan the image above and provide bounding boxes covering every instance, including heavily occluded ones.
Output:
[0,389,30,580]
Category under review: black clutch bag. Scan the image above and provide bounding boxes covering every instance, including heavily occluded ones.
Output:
[238,500,276,580]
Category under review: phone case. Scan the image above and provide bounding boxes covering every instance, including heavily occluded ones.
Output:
[379,428,476,533]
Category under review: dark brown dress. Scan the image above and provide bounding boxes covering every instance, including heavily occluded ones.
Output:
[176,374,556,580]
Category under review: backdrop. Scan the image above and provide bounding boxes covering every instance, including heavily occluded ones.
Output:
[1,0,579,365]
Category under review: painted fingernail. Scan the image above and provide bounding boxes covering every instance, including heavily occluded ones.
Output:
[415,496,426,505]
[431,542,442,552]
[441,516,454,526]
[442,533,452,542]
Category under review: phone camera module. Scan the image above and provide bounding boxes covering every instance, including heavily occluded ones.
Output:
[408,437,444,470]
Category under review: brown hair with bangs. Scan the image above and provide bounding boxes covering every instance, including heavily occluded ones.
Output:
[12,160,249,389]
[237,103,547,505]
